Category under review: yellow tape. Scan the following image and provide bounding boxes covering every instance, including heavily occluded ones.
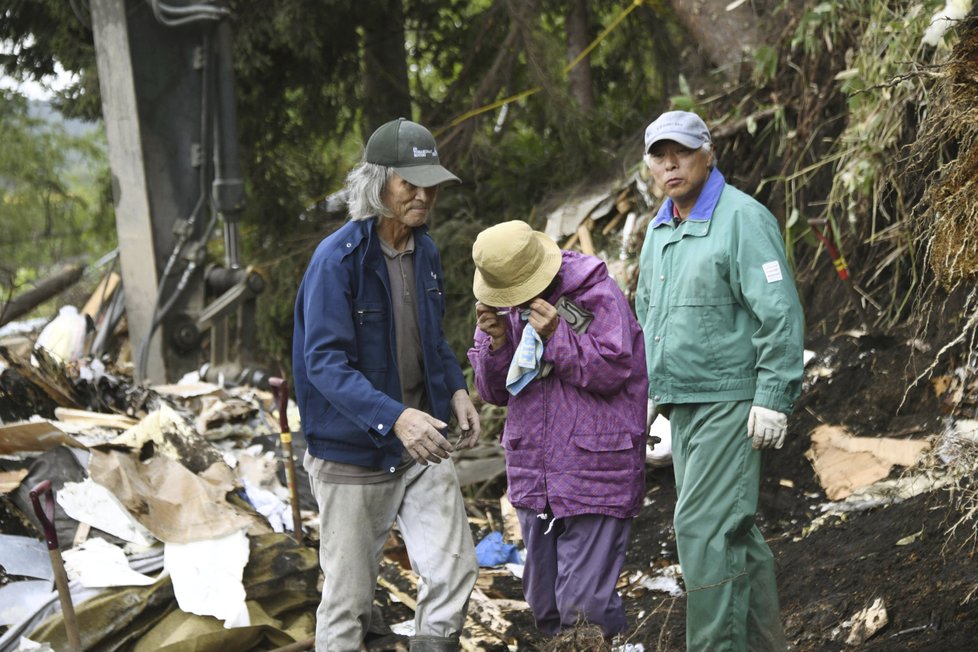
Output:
[280,432,292,444]
[438,0,646,134]
[564,0,645,73]
[304,0,649,208]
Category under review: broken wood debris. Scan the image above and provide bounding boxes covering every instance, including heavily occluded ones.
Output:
[378,558,520,649]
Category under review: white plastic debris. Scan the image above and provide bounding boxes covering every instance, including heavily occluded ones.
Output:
[241,477,291,533]
[390,619,416,636]
[629,564,684,597]
[0,535,53,581]
[505,562,524,580]
[35,305,88,362]
[57,478,156,548]
[614,644,645,652]
[846,597,888,645]
[164,528,250,628]
[62,537,157,588]
[922,0,972,47]
[13,637,56,651]
[0,581,55,626]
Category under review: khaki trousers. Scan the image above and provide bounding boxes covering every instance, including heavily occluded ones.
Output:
[310,459,478,651]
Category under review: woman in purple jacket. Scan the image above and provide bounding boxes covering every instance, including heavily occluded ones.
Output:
[467,220,648,640]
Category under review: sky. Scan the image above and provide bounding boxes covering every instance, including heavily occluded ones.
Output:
[0,65,76,102]
[1,37,77,102]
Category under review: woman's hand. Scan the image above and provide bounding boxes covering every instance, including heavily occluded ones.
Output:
[475,302,508,350]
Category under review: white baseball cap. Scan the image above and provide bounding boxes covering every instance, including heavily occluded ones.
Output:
[644,111,712,153]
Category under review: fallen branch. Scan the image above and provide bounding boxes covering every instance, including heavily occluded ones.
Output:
[0,263,85,327]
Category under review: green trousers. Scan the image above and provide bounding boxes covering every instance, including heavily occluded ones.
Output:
[669,401,786,652]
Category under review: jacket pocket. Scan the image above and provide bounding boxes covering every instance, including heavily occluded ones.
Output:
[573,432,638,471]
[574,432,633,452]
[353,301,387,370]
[501,429,523,451]
[566,432,642,504]
[421,279,445,322]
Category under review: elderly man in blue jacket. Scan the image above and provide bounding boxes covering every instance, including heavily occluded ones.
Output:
[293,118,480,652]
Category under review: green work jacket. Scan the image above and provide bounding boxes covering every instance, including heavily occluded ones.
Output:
[635,168,804,414]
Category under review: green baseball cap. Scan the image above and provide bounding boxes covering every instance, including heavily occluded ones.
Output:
[365,118,461,187]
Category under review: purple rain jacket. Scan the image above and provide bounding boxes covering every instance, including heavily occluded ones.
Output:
[468,250,648,519]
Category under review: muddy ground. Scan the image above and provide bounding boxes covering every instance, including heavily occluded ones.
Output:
[4,292,975,651]
[441,324,978,650]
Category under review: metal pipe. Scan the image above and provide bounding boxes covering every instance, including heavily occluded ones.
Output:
[212,20,245,269]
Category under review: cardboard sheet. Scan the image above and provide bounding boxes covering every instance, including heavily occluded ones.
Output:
[88,449,266,543]
[0,421,85,455]
[805,425,931,500]
[0,468,28,494]
[57,478,157,547]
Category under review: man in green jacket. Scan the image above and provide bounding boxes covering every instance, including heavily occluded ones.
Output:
[635,110,804,651]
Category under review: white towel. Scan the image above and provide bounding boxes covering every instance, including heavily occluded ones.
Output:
[506,325,544,395]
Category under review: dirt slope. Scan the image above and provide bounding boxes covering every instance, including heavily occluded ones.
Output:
[614,328,975,651]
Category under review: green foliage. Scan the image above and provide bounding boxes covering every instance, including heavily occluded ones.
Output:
[0,91,113,295]
[788,0,947,231]
[752,45,779,87]
[428,214,485,360]
[0,0,101,119]
[1,0,688,367]
[789,1,842,53]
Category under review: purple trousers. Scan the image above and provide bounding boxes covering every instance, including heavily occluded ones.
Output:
[516,507,632,637]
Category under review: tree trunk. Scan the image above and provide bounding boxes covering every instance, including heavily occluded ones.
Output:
[667,0,762,78]
[566,0,595,111]
[361,0,413,134]
[437,25,521,164]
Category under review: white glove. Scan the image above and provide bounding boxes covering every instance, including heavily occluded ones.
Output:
[646,399,658,435]
[747,406,787,450]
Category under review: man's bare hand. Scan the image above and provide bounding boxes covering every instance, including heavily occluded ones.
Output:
[475,302,508,350]
[393,408,453,464]
[451,389,481,450]
[526,298,559,340]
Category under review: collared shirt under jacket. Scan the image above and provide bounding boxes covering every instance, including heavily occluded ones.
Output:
[634,167,805,414]
[292,218,467,472]
[468,251,648,519]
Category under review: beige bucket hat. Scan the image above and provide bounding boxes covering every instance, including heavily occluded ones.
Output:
[472,220,562,307]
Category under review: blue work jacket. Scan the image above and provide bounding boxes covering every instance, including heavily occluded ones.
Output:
[292,218,467,472]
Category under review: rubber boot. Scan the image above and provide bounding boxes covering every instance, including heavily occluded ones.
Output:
[408,635,460,651]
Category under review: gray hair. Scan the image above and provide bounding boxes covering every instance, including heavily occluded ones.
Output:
[345,162,392,221]
[702,142,717,169]
[643,142,717,170]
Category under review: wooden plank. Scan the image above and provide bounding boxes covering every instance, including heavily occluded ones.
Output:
[468,586,514,640]
[82,271,121,319]
[378,559,512,647]
[0,421,85,456]
[55,407,139,430]
[500,494,521,544]
[601,211,625,236]
[577,224,595,255]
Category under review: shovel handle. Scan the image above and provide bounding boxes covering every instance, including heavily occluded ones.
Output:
[269,376,304,542]
[269,377,289,433]
[29,480,59,551]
